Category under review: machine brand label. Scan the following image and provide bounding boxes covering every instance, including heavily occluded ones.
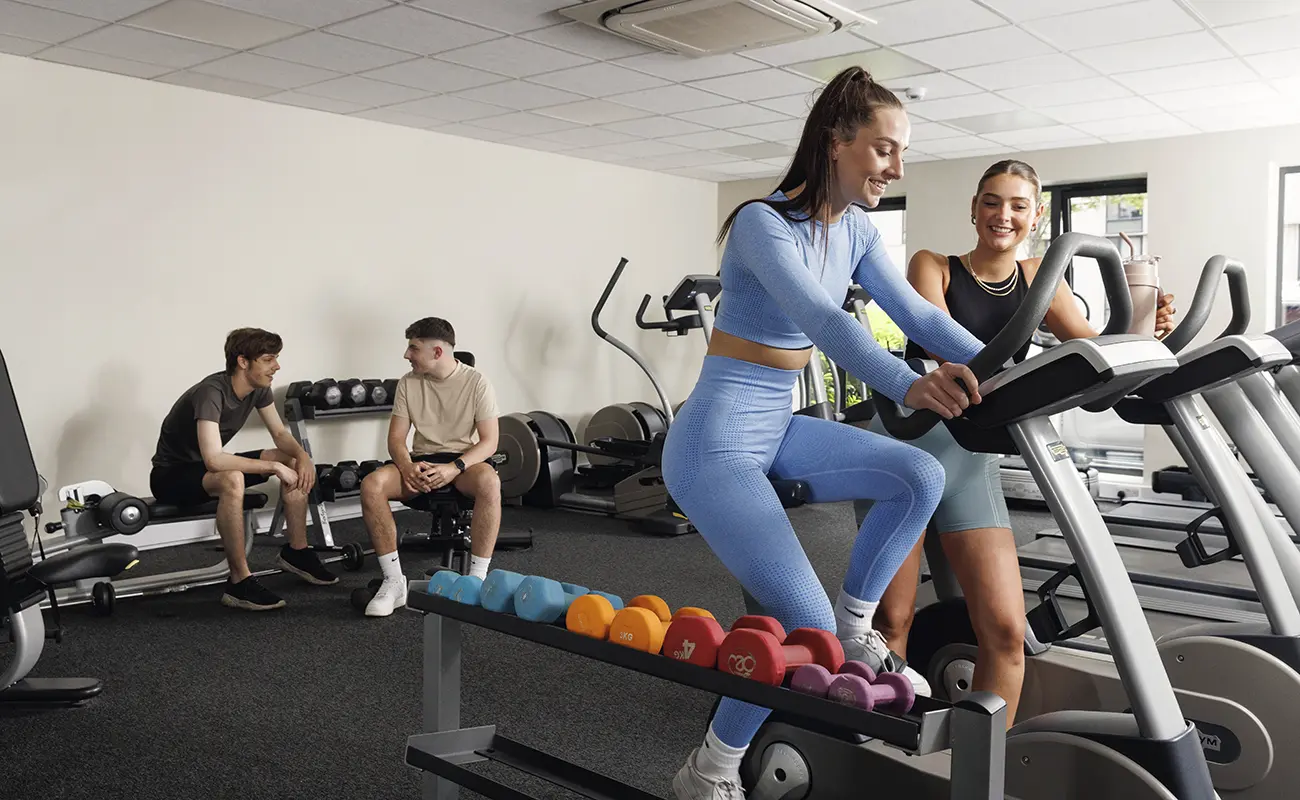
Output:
[1190,719,1240,764]
[1195,414,1211,429]
[1046,441,1070,462]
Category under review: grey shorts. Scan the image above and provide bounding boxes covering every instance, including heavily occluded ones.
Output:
[853,415,1011,534]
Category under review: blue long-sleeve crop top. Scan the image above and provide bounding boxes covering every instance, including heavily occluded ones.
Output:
[714,194,985,404]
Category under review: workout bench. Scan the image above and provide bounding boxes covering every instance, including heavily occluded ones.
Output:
[400,485,532,576]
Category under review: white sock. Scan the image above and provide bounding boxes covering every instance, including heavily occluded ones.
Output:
[834,588,879,640]
[695,728,746,782]
[380,551,403,584]
[469,555,491,580]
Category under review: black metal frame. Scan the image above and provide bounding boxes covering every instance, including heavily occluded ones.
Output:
[1276,166,1300,327]
[1043,177,1148,285]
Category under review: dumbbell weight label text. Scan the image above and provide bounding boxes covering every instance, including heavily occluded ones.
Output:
[674,640,697,660]
[728,652,756,679]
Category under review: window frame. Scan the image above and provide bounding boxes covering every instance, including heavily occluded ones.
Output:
[1276,166,1300,327]
[1043,177,1149,285]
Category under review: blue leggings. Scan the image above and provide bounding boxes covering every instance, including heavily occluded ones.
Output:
[661,356,945,748]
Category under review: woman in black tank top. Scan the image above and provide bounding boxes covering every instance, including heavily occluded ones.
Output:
[861,159,1178,727]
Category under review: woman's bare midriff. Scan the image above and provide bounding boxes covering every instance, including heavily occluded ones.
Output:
[708,328,813,371]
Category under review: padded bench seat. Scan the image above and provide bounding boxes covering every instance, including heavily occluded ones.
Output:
[403,487,473,513]
[143,491,269,523]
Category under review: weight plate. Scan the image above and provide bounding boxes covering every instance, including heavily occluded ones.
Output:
[529,410,576,447]
[629,401,667,438]
[585,404,648,466]
[497,412,543,499]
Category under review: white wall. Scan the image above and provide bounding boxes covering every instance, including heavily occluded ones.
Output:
[719,122,1300,477]
[0,53,715,513]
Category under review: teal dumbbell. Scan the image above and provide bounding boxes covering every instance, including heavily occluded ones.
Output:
[514,576,589,623]
[427,570,460,597]
[449,575,483,605]
[481,569,526,614]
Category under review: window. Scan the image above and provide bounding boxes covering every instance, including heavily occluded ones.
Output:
[1277,167,1300,325]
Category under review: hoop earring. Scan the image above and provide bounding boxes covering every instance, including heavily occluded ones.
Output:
[970,215,976,225]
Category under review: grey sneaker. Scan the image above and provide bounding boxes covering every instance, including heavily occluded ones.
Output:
[840,628,932,697]
[672,749,745,800]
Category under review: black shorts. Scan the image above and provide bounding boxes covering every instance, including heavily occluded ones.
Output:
[149,449,270,507]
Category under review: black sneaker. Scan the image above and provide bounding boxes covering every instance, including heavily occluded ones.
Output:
[221,576,286,611]
[277,545,339,586]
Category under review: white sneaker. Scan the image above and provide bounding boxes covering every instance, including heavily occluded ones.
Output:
[672,750,745,800]
[365,578,408,617]
[840,628,932,697]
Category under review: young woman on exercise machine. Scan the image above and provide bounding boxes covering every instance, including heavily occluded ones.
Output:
[661,66,987,800]
[854,159,1177,727]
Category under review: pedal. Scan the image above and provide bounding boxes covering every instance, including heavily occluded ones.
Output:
[1175,506,1240,568]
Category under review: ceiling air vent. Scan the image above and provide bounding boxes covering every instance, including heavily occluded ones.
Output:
[558,0,875,58]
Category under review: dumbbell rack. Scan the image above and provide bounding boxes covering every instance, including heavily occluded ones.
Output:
[266,394,393,553]
[404,587,1007,800]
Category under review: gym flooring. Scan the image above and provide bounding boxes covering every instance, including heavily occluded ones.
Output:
[4,500,1052,799]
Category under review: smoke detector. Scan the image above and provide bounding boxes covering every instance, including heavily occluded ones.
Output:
[558,0,876,58]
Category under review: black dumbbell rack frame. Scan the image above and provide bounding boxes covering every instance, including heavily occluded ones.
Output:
[404,589,1006,800]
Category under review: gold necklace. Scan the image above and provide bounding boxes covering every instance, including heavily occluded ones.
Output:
[964,251,1019,297]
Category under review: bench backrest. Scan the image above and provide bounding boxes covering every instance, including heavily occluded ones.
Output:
[0,349,40,516]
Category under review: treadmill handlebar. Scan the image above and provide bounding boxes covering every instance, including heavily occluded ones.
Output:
[1159,255,1249,355]
[875,232,1130,440]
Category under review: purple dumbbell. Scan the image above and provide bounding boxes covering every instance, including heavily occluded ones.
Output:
[790,660,879,697]
[826,671,916,713]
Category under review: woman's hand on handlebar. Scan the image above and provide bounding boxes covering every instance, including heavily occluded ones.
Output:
[1155,292,1176,339]
[904,363,982,419]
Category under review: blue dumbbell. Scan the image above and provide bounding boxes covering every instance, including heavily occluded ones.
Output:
[481,569,526,613]
[449,575,483,605]
[427,570,460,597]
[515,576,589,623]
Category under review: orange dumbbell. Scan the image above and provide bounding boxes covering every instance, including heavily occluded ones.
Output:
[608,595,715,654]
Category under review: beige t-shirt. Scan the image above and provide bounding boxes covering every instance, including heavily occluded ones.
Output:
[392,362,499,455]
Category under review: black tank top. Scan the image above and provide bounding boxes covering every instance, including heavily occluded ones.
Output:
[904,255,1031,363]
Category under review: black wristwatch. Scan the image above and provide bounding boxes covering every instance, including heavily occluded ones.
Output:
[453,458,467,473]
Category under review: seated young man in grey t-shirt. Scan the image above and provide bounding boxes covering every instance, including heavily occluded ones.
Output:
[150,327,337,611]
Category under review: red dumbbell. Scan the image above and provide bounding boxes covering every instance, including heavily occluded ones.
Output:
[789,661,878,697]
[717,616,844,685]
[662,614,727,668]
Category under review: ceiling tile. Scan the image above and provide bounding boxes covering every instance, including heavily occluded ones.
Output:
[61,25,233,67]
[1183,0,1300,26]
[296,74,429,105]
[325,5,499,55]
[193,52,340,89]
[887,71,983,100]
[1175,100,1300,132]
[1040,95,1160,123]
[977,0,1136,21]
[205,0,392,28]
[1073,112,1192,137]
[1113,58,1256,94]
[689,68,822,102]
[589,139,695,158]
[155,69,280,97]
[472,111,579,135]
[432,122,520,143]
[436,36,590,78]
[0,1,105,44]
[536,126,637,147]
[944,109,1059,133]
[255,31,411,72]
[983,124,1090,145]
[1217,15,1300,56]
[351,107,442,129]
[600,115,713,138]
[902,91,1018,121]
[661,129,763,150]
[360,58,504,93]
[408,0,569,34]
[731,118,805,143]
[666,166,732,180]
[911,134,998,153]
[636,151,738,169]
[521,21,655,59]
[1248,49,1300,79]
[754,93,814,116]
[1024,0,1199,50]
[858,0,1004,46]
[674,103,791,129]
[529,61,668,97]
[924,144,1014,159]
[711,160,783,177]
[1023,135,1106,150]
[0,33,46,55]
[953,54,1096,91]
[614,51,764,82]
[908,121,969,141]
[786,48,933,82]
[382,93,506,121]
[266,90,369,113]
[533,98,650,124]
[718,141,794,159]
[999,76,1129,107]
[1072,31,1229,74]
[897,26,1054,70]
[124,0,305,50]
[455,79,586,110]
[608,84,733,114]
[901,151,938,162]
[14,0,163,22]
[742,30,876,66]
[1147,81,1281,111]
[37,46,171,78]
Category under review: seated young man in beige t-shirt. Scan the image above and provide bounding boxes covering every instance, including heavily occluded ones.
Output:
[358,316,501,617]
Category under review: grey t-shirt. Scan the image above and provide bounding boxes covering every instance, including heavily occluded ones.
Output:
[151,372,273,468]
